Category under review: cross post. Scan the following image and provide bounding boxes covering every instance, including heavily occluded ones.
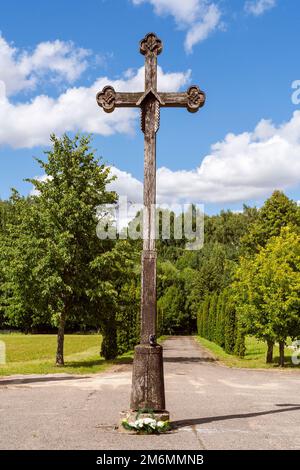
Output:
[96,33,206,417]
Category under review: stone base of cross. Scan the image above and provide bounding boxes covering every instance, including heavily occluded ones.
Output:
[97,33,205,422]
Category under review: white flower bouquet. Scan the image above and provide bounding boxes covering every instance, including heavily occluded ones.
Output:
[121,410,171,434]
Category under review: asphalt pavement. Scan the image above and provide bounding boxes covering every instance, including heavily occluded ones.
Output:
[0,336,300,450]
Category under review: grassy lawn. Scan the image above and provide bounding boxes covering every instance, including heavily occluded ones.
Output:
[196,336,300,369]
[0,333,133,376]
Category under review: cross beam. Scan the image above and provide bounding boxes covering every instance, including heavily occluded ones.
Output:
[96,86,205,113]
[96,33,206,414]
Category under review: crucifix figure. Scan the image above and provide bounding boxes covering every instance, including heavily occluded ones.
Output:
[96,33,205,417]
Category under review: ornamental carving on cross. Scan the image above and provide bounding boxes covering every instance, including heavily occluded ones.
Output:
[97,86,116,114]
[140,32,163,55]
[96,32,206,132]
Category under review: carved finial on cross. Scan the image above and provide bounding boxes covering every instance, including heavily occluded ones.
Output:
[140,32,163,56]
[96,86,116,114]
[187,85,206,113]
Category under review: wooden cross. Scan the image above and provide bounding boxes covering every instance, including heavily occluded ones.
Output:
[96,33,205,414]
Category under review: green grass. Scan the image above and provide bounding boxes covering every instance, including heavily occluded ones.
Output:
[157,335,168,344]
[195,336,300,369]
[0,333,133,376]
[4,332,297,375]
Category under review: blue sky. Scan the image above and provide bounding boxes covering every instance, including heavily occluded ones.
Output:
[0,0,299,213]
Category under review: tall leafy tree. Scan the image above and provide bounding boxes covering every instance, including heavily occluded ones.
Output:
[235,226,300,366]
[208,292,218,341]
[242,191,300,254]
[0,192,47,332]
[24,134,117,364]
[88,240,140,358]
[224,292,236,354]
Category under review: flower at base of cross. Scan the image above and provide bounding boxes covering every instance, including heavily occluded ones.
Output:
[121,410,171,434]
[135,419,144,429]
[144,417,156,425]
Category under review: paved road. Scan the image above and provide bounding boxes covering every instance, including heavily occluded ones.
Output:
[0,336,300,450]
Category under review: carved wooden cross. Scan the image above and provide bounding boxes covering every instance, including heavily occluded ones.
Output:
[96,33,205,414]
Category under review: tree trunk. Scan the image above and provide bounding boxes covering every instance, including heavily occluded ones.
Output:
[279,341,285,367]
[56,312,66,366]
[266,339,274,364]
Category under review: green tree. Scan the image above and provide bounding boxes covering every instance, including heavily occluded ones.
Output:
[234,325,246,358]
[224,293,236,354]
[180,267,202,332]
[202,294,211,338]
[242,191,300,254]
[208,292,218,341]
[89,240,140,358]
[235,226,300,366]
[0,192,48,332]
[215,291,226,347]
[4,134,118,364]
[157,284,186,334]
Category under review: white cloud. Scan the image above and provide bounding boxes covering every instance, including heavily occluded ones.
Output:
[132,0,201,25]
[131,0,222,52]
[185,4,221,53]
[109,167,143,204]
[29,110,300,206]
[0,66,191,148]
[0,35,91,96]
[110,111,300,205]
[245,0,276,16]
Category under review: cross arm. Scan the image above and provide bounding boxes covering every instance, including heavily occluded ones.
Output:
[96,86,143,114]
[159,86,206,113]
